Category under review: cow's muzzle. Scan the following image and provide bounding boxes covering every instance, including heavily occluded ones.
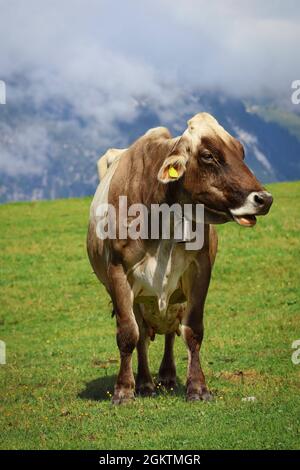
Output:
[230,191,273,227]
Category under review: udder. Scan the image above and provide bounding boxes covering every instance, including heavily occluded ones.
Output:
[136,299,185,335]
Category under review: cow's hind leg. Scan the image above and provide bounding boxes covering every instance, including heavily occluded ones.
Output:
[135,305,155,396]
[182,324,212,401]
[158,333,177,389]
[108,264,139,405]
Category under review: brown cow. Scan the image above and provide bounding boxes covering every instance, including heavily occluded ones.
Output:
[87,113,273,404]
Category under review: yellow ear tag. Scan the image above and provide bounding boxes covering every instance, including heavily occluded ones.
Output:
[168,166,179,178]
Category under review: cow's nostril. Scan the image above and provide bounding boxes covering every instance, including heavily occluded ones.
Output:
[254,194,265,205]
[251,191,273,213]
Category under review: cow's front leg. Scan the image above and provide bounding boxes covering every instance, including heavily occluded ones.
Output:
[108,263,139,405]
[158,333,177,389]
[182,255,213,402]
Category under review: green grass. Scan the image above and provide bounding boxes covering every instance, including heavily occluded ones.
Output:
[0,181,300,450]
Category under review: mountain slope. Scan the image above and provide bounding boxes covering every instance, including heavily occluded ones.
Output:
[1,91,300,202]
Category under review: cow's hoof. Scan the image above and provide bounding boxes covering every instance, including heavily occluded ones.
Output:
[136,382,156,397]
[157,376,177,391]
[186,390,214,402]
[112,388,135,405]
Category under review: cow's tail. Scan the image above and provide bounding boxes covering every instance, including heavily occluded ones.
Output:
[97,153,110,181]
[97,148,126,181]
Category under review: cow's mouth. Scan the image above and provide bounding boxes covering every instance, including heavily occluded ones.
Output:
[204,206,258,227]
[203,205,258,227]
[232,214,257,227]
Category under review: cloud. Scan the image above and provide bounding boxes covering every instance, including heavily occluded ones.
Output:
[0,121,50,175]
[1,0,299,97]
[0,0,300,177]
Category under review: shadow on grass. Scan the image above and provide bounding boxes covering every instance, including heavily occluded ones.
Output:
[78,375,116,401]
[78,374,186,402]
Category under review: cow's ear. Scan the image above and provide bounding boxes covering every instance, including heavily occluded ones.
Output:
[157,155,186,184]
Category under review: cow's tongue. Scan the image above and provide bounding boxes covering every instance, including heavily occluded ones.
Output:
[233,215,257,227]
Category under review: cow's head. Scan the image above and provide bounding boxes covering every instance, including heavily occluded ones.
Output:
[157,113,273,226]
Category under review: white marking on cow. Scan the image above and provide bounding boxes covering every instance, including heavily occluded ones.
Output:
[230,191,272,216]
[184,112,232,150]
[130,241,192,333]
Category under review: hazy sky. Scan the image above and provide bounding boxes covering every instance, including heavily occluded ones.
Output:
[0,0,300,175]
[1,0,300,101]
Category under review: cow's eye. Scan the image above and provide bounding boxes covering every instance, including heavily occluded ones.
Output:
[201,153,214,163]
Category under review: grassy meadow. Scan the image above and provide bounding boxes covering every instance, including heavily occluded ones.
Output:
[0,181,299,449]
